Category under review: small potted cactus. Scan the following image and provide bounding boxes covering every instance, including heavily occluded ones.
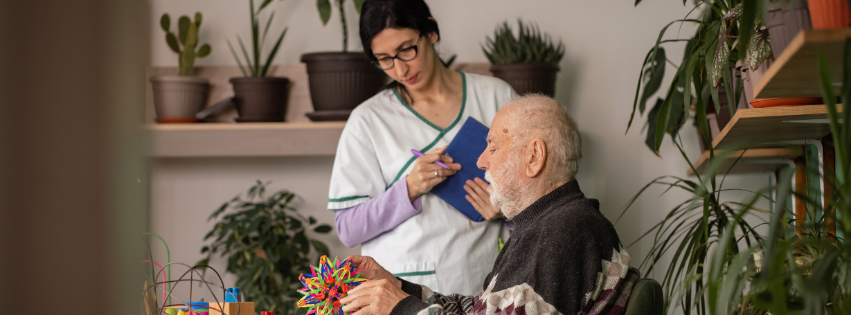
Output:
[150,12,212,123]
[483,20,564,97]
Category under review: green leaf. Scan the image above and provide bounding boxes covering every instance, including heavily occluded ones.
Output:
[748,28,772,71]
[160,14,171,32]
[166,32,180,54]
[226,39,249,77]
[353,0,365,14]
[317,0,332,26]
[178,15,190,44]
[738,0,758,60]
[711,22,730,88]
[308,216,317,225]
[311,240,330,257]
[196,44,211,58]
[260,27,287,77]
[314,225,332,233]
[258,0,274,12]
[640,47,666,114]
[194,12,202,27]
[237,35,255,77]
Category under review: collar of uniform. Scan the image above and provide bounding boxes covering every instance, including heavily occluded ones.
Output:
[511,180,583,230]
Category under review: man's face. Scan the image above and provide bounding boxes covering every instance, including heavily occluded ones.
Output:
[478,111,523,214]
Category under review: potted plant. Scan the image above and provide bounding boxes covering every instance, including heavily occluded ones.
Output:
[226,0,290,122]
[150,12,212,123]
[198,181,333,315]
[482,20,565,97]
[300,0,387,122]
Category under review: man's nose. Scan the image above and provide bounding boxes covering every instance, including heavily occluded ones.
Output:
[477,151,488,170]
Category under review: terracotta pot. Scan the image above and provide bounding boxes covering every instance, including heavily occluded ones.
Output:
[489,63,559,97]
[809,0,851,28]
[230,77,290,122]
[150,76,210,123]
[301,52,388,121]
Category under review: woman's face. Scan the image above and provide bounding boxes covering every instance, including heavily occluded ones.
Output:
[370,27,438,90]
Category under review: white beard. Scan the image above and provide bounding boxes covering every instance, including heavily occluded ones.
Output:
[484,153,523,219]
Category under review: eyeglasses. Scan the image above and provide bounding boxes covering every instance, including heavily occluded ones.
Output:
[374,36,421,70]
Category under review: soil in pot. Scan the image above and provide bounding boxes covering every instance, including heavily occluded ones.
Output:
[489,63,559,97]
[301,52,387,120]
[230,77,290,122]
[150,76,210,123]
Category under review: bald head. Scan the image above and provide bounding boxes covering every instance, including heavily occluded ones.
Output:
[498,95,582,182]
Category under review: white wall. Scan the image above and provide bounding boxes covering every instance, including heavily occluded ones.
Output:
[147,0,772,309]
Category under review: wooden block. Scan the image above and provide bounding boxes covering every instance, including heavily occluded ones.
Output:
[208,302,255,315]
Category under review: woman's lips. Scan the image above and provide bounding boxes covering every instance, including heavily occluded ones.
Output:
[404,73,419,84]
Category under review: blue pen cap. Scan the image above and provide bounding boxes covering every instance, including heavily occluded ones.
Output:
[225,287,241,302]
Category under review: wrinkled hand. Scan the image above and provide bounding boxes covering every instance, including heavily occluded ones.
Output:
[464,177,503,220]
[406,146,461,201]
[341,278,409,315]
[347,255,401,289]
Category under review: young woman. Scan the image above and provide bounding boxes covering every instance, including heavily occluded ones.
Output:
[327,0,517,295]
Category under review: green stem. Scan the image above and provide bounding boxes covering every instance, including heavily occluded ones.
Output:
[338,0,347,52]
[142,232,171,305]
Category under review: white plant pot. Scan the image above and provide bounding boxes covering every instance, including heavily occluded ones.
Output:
[150,76,210,123]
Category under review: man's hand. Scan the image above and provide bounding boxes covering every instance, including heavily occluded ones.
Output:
[341,279,409,315]
[347,255,401,289]
[464,177,503,220]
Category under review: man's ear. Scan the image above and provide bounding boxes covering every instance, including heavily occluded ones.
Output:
[526,139,546,177]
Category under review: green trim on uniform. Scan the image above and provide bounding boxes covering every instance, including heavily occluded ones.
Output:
[395,88,442,132]
[393,270,437,277]
[386,73,468,189]
[328,195,370,202]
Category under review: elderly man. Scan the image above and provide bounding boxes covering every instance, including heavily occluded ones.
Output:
[340,95,638,315]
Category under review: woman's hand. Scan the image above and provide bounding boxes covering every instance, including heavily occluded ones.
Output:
[347,255,401,289]
[341,278,409,315]
[464,177,504,220]
[406,146,461,201]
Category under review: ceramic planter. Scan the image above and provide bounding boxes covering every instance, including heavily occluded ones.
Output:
[489,63,559,97]
[230,77,290,122]
[150,76,210,123]
[301,52,387,121]
[766,0,813,56]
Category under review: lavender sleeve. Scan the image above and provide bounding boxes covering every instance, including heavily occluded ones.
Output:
[334,175,423,248]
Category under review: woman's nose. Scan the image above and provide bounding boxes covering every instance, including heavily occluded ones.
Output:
[395,60,409,78]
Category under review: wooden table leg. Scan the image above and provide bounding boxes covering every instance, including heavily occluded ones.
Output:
[823,136,836,240]
[795,153,807,237]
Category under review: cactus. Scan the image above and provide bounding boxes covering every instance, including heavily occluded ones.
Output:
[161,12,211,76]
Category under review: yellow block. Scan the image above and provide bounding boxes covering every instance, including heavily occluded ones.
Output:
[208,302,255,315]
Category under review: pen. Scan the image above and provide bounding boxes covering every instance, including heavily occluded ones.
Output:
[410,149,450,169]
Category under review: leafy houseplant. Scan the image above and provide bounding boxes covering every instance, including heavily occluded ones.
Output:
[300,0,387,122]
[198,181,333,315]
[628,0,775,155]
[226,0,291,122]
[482,20,565,97]
[150,12,212,123]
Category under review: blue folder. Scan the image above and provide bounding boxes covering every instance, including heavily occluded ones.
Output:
[431,117,490,222]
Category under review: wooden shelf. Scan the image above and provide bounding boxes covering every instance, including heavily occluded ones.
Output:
[145,122,346,157]
[688,104,842,175]
[754,29,851,99]
[688,148,801,176]
[713,104,843,149]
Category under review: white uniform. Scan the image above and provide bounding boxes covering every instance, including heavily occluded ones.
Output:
[327,72,517,295]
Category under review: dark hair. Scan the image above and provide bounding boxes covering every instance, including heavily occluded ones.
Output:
[359,0,441,104]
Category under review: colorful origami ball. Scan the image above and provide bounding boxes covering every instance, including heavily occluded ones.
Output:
[296,255,368,315]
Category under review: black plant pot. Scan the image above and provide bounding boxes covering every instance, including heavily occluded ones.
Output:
[301,52,388,121]
[230,77,290,122]
[489,63,559,97]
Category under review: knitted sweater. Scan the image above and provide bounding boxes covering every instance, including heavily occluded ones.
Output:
[390,180,639,315]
